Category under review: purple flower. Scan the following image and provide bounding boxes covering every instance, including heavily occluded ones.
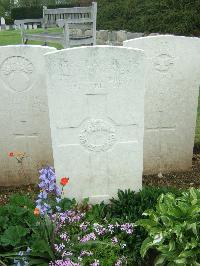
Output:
[56,197,62,203]
[80,232,96,243]
[80,222,89,231]
[60,232,69,242]
[108,224,115,234]
[120,223,134,235]
[93,223,107,236]
[38,191,48,199]
[49,259,80,266]
[111,237,118,244]
[36,166,62,215]
[115,256,127,266]
[56,206,61,212]
[90,260,100,266]
[80,250,93,257]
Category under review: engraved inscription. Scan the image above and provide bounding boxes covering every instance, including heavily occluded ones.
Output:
[79,119,116,152]
[153,54,174,72]
[0,56,34,92]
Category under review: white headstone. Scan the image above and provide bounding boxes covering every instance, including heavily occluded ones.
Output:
[28,24,32,30]
[24,24,27,30]
[0,45,56,186]
[5,25,9,30]
[46,46,146,203]
[33,24,37,30]
[124,35,200,174]
[1,17,5,25]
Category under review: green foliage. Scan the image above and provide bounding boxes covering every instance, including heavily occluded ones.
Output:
[0,186,185,265]
[1,226,29,246]
[28,215,56,265]
[137,188,200,265]
[85,187,182,265]
[0,194,37,264]
[96,0,200,35]
[109,187,182,222]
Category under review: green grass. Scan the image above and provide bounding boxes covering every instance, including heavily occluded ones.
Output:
[0,29,200,147]
[0,28,63,49]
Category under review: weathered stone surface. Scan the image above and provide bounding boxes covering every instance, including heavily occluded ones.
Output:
[124,35,200,174]
[117,30,127,43]
[0,45,56,186]
[46,46,145,203]
[96,30,109,45]
[127,32,144,40]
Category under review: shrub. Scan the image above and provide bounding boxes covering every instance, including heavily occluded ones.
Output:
[137,188,200,265]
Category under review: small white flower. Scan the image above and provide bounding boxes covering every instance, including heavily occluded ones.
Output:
[153,234,163,244]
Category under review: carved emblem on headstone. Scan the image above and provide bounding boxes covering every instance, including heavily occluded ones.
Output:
[153,53,174,72]
[0,56,34,92]
[79,119,116,152]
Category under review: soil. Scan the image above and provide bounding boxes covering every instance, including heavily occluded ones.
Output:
[143,154,200,189]
[0,154,200,206]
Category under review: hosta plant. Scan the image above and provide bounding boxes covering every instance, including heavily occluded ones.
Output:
[137,188,200,265]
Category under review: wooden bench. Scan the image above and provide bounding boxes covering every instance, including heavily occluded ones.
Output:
[14,2,97,48]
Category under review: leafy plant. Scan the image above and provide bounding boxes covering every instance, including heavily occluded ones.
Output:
[0,194,37,264]
[137,188,200,265]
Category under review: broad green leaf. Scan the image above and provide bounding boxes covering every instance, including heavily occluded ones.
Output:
[154,254,166,265]
[174,258,187,264]
[0,225,28,246]
[140,237,153,257]
[190,188,198,205]
[136,219,158,229]
[169,240,175,251]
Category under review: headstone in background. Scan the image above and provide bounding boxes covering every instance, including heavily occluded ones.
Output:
[33,24,37,30]
[1,17,6,30]
[0,45,56,186]
[28,24,32,30]
[45,46,146,203]
[124,35,200,174]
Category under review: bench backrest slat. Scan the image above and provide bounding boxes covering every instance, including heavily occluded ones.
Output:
[43,3,96,27]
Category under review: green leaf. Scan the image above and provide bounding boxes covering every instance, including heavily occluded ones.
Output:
[154,254,166,265]
[190,188,198,205]
[187,223,198,235]
[174,258,187,264]
[136,219,158,229]
[169,240,175,251]
[29,257,49,266]
[0,225,28,246]
[140,237,153,257]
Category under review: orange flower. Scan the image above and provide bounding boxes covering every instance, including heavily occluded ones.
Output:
[34,207,40,216]
[60,177,69,186]
[9,152,14,157]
